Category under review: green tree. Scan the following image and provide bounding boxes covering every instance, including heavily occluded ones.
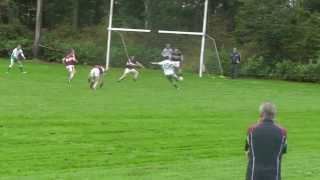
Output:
[235,0,320,62]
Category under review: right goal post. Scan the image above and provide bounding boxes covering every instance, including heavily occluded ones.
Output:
[158,0,209,77]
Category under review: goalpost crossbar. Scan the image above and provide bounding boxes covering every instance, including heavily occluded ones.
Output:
[158,30,204,36]
[108,28,151,33]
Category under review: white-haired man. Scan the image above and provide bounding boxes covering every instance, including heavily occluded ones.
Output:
[245,102,287,180]
[7,45,27,73]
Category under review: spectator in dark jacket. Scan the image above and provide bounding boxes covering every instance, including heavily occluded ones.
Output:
[230,48,241,79]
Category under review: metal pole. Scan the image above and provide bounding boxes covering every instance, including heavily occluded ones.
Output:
[213,38,223,75]
[207,35,223,75]
[105,0,114,70]
[199,0,209,77]
[117,32,130,60]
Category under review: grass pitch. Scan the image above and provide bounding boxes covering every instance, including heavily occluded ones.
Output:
[0,59,319,180]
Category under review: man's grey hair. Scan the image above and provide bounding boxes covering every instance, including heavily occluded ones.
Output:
[259,102,277,120]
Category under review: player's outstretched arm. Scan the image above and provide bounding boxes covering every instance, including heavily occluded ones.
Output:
[21,53,26,60]
[137,62,145,68]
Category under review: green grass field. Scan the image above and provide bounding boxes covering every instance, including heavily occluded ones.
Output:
[0,59,320,180]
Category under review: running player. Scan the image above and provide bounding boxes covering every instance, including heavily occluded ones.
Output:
[118,56,144,82]
[88,65,105,90]
[151,59,182,89]
[171,48,184,78]
[62,49,78,84]
[7,45,27,73]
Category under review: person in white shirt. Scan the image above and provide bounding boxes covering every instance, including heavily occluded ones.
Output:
[88,65,105,90]
[7,45,27,73]
[151,59,182,89]
[161,44,173,59]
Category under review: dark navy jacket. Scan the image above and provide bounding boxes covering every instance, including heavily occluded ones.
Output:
[230,52,241,64]
[245,120,287,180]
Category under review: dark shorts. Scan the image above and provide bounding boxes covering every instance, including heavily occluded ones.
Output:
[166,74,178,81]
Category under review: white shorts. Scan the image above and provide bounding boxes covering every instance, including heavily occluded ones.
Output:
[66,65,75,73]
[165,73,178,78]
[10,58,16,66]
[9,57,22,66]
[175,61,181,68]
[124,68,138,75]
[90,68,100,78]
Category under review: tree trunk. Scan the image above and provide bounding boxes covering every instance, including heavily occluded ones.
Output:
[144,0,151,29]
[33,0,43,58]
[72,0,79,32]
[7,0,18,24]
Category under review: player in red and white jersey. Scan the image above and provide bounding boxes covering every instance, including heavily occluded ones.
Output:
[117,56,144,82]
[88,65,105,90]
[62,49,78,84]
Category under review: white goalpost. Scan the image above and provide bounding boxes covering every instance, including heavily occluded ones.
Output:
[106,0,210,77]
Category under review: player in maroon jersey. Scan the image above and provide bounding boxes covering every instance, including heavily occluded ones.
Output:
[117,56,144,82]
[62,49,78,84]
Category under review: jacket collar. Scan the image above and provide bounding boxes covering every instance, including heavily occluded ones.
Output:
[261,119,274,124]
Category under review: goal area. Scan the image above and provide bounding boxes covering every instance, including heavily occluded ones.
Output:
[105,0,222,77]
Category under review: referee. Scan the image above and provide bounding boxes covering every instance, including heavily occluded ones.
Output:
[245,102,287,180]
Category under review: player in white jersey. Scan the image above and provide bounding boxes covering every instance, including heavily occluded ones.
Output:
[118,56,144,82]
[151,59,182,89]
[7,45,27,73]
[88,65,105,90]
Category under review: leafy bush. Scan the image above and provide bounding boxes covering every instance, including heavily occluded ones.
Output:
[31,25,105,65]
[0,24,33,58]
[241,56,271,77]
[274,61,320,82]
[239,55,320,82]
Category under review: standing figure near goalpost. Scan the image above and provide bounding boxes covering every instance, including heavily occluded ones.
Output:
[151,59,182,89]
[117,56,145,82]
[7,45,27,73]
[161,43,173,59]
[62,49,78,84]
[88,65,105,90]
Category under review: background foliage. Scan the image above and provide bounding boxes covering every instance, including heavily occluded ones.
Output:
[0,0,319,81]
